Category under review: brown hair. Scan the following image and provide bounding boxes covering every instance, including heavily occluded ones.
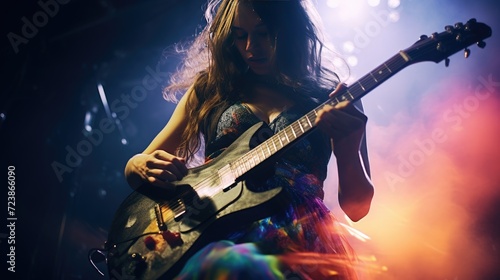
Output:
[163,0,345,161]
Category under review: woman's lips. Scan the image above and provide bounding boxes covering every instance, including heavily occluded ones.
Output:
[247,57,267,66]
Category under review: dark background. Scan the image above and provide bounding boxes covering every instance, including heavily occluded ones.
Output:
[1,0,499,279]
[1,1,208,279]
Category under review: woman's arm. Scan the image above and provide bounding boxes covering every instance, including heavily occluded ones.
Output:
[316,95,374,222]
[334,132,374,222]
[124,88,193,190]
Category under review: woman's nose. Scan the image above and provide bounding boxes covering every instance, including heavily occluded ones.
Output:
[245,33,258,52]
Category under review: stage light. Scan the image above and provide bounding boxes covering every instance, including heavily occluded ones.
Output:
[84,111,93,132]
[83,105,98,133]
[0,112,6,128]
[367,0,381,7]
[388,11,400,22]
[326,0,340,9]
[343,41,356,53]
[96,82,128,145]
[97,83,111,117]
[388,0,401,9]
[97,188,107,199]
[340,1,366,22]
[332,56,346,70]
[325,0,368,23]
[347,55,359,66]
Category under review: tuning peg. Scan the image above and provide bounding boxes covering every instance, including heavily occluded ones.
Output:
[467,18,477,24]
[419,34,428,40]
[445,25,454,32]
[454,22,464,29]
[437,42,446,52]
[445,58,450,67]
[464,48,471,58]
[477,41,486,48]
[464,20,474,31]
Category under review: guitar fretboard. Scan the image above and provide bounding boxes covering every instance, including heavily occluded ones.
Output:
[230,52,410,178]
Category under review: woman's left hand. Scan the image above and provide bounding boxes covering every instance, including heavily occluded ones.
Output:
[316,85,374,221]
[315,85,368,155]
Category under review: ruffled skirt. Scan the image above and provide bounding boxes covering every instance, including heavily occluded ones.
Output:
[175,195,359,280]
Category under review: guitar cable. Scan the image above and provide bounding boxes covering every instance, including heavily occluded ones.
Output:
[88,231,163,277]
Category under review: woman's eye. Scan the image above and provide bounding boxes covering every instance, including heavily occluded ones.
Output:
[233,32,247,40]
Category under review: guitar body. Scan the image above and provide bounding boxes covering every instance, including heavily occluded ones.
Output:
[106,122,283,280]
[104,18,492,280]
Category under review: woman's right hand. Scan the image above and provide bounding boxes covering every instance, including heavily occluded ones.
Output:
[126,150,188,190]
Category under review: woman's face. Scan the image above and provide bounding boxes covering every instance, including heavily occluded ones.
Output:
[231,3,274,76]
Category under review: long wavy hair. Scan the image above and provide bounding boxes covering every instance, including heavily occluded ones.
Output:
[163,0,345,161]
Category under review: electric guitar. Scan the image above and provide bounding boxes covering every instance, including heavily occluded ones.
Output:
[104,19,491,280]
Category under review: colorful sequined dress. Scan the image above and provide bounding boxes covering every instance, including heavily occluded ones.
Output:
[175,102,358,280]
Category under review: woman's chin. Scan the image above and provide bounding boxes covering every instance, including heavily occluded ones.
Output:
[249,66,272,76]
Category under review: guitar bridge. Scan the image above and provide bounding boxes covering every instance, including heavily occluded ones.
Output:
[154,204,168,231]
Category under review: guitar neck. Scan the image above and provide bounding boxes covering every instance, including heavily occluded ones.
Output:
[229,51,411,178]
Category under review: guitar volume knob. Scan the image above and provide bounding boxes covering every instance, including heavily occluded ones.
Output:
[144,236,156,250]
[454,22,464,29]
[162,230,183,248]
[128,253,147,277]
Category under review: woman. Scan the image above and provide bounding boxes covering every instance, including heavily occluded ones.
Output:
[125,0,374,279]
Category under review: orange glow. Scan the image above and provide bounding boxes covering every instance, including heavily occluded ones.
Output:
[326,74,500,279]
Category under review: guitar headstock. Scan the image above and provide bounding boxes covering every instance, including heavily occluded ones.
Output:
[404,18,492,65]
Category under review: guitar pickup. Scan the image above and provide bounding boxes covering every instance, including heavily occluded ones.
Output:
[173,199,186,221]
[154,204,168,231]
[219,164,236,192]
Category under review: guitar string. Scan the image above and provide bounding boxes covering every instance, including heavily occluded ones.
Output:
[113,54,415,246]
[154,59,396,218]
[155,102,334,217]
[113,37,473,251]
[154,54,409,221]
[153,114,319,218]
[157,65,386,216]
